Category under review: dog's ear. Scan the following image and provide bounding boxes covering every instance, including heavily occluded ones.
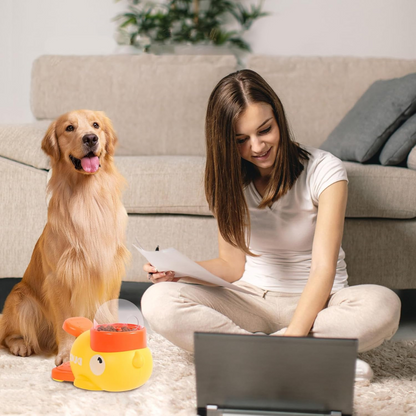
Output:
[41,121,60,161]
[98,112,119,156]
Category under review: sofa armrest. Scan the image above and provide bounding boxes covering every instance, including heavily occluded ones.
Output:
[0,120,52,170]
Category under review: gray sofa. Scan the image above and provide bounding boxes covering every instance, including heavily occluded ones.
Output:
[1,54,416,288]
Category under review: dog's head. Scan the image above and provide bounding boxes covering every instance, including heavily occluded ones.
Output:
[41,110,118,174]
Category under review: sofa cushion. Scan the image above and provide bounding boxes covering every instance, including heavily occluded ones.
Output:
[247,56,416,149]
[31,55,237,157]
[115,155,416,219]
[114,156,211,216]
[408,146,416,170]
[343,162,416,219]
[0,157,48,278]
[125,214,218,282]
[342,218,416,289]
[380,113,416,165]
[320,73,416,163]
[0,121,52,170]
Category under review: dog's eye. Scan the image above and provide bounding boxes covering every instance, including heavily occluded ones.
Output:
[66,125,74,132]
[93,122,99,129]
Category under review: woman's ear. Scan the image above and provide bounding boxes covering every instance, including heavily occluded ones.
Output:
[41,121,60,161]
[98,111,119,156]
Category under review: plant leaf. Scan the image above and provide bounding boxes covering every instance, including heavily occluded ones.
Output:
[228,37,251,52]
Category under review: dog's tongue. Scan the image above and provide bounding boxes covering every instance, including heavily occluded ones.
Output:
[81,155,100,173]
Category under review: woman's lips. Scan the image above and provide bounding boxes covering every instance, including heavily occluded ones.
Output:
[253,147,272,160]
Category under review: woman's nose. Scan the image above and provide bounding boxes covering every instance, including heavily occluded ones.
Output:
[250,135,265,152]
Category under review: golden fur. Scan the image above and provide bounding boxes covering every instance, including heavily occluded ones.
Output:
[0,110,130,365]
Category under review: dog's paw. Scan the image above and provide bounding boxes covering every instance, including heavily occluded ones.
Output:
[8,338,33,357]
[55,348,71,366]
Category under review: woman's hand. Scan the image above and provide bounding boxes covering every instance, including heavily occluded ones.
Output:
[143,262,180,283]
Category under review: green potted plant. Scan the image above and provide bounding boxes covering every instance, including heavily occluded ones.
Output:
[114,0,269,54]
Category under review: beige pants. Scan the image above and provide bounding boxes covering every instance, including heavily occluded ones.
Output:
[141,280,401,353]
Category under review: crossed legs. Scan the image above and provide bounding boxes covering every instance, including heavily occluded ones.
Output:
[141,281,401,353]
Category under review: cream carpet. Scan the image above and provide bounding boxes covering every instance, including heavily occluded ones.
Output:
[0,334,415,416]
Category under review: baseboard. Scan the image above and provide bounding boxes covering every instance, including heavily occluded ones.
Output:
[119,281,152,309]
[0,278,152,313]
[0,278,22,313]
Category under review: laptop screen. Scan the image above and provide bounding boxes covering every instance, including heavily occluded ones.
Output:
[194,333,357,416]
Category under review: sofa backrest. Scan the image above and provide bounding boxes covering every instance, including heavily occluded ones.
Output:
[247,56,416,148]
[32,54,416,155]
[31,54,237,156]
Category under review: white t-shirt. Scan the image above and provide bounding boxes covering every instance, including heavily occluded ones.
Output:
[240,145,349,294]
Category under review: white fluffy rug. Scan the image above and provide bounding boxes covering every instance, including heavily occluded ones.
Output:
[0,334,415,416]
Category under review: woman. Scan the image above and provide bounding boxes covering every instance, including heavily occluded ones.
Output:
[141,69,401,380]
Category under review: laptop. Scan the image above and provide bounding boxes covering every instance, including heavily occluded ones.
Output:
[194,332,358,416]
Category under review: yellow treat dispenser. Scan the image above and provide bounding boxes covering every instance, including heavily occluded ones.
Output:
[52,299,153,392]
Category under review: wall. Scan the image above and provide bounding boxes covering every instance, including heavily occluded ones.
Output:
[0,0,124,123]
[1,0,415,124]
[246,0,416,59]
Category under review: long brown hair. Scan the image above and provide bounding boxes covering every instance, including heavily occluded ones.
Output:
[205,69,310,256]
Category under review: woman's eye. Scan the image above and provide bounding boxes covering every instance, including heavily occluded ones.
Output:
[66,125,74,132]
[236,138,247,145]
[259,126,272,135]
[93,122,99,129]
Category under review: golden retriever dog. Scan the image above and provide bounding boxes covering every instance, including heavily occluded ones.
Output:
[0,110,130,365]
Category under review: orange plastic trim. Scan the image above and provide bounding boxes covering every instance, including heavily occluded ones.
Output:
[51,361,75,382]
[63,317,93,338]
[90,324,146,352]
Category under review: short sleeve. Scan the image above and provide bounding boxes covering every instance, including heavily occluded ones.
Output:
[309,151,348,205]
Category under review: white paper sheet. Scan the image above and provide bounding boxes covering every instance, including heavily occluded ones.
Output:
[133,243,257,296]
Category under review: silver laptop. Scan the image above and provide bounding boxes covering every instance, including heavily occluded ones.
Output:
[194,333,358,416]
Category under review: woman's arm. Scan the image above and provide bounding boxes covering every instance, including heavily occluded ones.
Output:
[284,180,348,337]
[194,231,246,283]
[144,230,246,284]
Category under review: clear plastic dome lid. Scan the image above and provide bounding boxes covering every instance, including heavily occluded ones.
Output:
[93,299,144,332]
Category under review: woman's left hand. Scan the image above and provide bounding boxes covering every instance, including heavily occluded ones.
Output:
[149,270,180,283]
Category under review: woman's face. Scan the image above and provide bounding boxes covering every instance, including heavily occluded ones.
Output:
[235,102,280,177]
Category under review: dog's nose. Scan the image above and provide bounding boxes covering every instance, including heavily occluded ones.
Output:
[82,134,98,148]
